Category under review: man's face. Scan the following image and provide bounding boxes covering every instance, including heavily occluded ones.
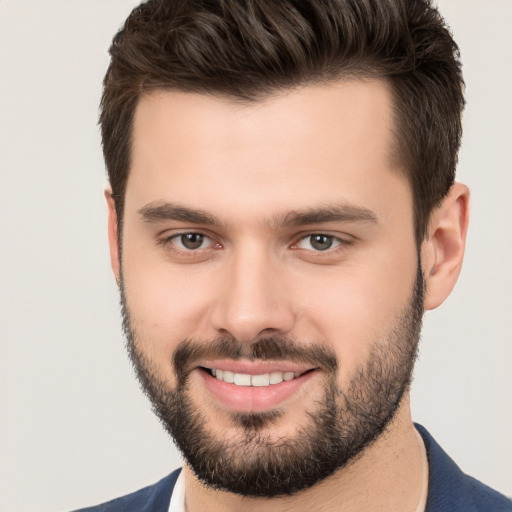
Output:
[116,80,423,496]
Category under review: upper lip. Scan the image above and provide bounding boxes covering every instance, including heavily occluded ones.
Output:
[198,359,316,375]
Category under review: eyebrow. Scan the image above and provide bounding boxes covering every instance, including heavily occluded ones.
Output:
[138,201,378,227]
[138,203,220,225]
[281,205,378,226]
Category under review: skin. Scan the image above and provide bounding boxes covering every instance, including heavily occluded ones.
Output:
[106,79,469,511]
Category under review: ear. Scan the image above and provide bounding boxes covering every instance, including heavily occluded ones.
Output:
[421,182,470,310]
[105,187,121,283]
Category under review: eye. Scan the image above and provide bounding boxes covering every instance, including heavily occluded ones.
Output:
[171,233,212,250]
[296,234,342,251]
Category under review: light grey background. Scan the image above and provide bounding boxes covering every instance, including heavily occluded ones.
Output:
[0,1,510,511]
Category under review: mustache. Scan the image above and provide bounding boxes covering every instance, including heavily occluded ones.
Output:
[173,335,338,378]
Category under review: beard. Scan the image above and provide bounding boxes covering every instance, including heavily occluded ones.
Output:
[120,265,424,497]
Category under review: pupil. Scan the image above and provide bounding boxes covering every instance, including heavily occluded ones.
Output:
[181,233,204,249]
[311,235,332,251]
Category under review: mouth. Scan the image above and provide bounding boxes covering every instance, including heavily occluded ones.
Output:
[194,360,319,412]
[203,367,310,387]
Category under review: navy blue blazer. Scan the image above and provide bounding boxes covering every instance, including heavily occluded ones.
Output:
[75,424,511,511]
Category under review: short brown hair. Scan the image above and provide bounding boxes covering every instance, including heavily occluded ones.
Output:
[100,0,464,243]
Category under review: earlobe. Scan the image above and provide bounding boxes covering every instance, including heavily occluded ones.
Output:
[105,188,121,283]
[422,183,470,310]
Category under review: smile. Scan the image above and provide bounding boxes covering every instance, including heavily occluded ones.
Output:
[209,368,304,387]
[196,361,318,412]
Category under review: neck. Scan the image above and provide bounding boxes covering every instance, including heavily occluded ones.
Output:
[184,394,424,512]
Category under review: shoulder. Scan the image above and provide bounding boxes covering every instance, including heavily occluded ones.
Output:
[415,424,511,512]
[464,473,512,511]
[71,469,181,512]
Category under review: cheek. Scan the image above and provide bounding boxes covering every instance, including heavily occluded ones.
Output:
[121,245,219,361]
[293,253,418,376]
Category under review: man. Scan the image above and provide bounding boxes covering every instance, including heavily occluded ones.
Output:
[77,0,511,510]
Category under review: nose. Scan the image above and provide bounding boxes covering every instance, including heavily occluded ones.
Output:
[210,244,296,343]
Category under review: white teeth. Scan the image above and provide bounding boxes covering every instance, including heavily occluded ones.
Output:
[222,370,234,383]
[211,369,303,387]
[233,373,251,386]
[269,371,284,384]
[251,374,270,387]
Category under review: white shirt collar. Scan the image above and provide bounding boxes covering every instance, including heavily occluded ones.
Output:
[168,469,186,512]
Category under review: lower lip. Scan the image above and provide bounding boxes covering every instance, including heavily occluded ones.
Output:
[196,368,317,413]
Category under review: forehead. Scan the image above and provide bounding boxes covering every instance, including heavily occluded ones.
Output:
[127,80,408,222]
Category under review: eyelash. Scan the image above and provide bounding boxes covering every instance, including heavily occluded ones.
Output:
[292,233,348,252]
[157,231,219,255]
[157,231,352,257]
